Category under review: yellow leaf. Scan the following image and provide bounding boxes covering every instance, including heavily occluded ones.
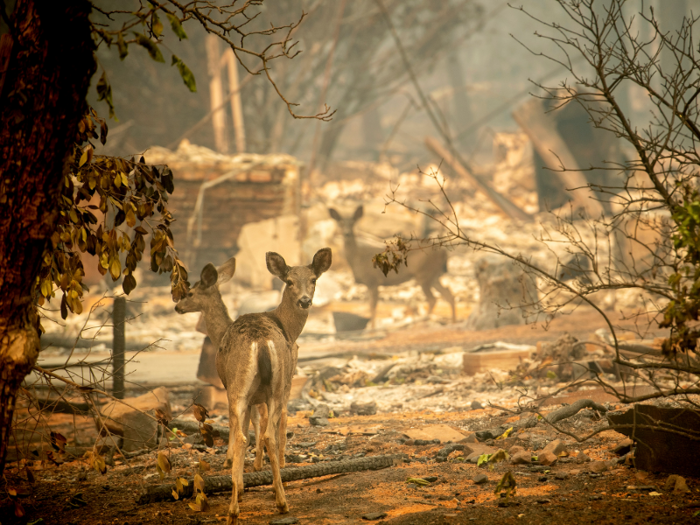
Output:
[114,172,122,188]
[109,258,121,281]
[157,452,171,475]
[198,460,210,472]
[126,208,136,228]
[79,149,88,167]
[89,177,96,190]
[172,488,179,500]
[40,280,52,298]
[194,473,205,493]
[496,427,513,440]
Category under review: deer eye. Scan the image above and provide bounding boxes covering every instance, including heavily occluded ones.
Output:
[311,278,317,285]
[286,280,293,287]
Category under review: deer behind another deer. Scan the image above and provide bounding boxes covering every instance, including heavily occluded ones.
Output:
[329,206,455,327]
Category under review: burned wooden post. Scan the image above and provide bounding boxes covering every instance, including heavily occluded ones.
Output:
[112,296,126,399]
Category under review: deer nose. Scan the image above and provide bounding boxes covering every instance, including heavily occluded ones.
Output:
[298,296,312,309]
[175,304,183,313]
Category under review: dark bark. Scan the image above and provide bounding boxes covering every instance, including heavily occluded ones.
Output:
[137,453,408,504]
[0,0,96,475]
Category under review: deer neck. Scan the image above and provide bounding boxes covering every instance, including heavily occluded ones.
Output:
[271,290,309,343]
[202,293,231,347]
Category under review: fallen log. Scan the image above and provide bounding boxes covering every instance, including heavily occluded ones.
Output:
[169,417,230,441]
[137,453,408,504]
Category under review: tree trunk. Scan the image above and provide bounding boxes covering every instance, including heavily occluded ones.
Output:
[0,0,95,475]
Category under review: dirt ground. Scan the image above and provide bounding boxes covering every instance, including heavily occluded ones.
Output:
[4,308,694,525]
[3,403,699,525]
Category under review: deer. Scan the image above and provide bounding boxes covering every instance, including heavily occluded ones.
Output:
[215,248,332,523]
[174,257,269,471]
[329,205,455,327]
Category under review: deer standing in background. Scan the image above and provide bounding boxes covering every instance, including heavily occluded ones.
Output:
[217,248,331,523]
[174,257,269,471]
[329,206,455,327]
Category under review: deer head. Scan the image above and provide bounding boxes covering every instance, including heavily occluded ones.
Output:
[174,257,236,314]
[328,206,363,241]
[266,248,332,310]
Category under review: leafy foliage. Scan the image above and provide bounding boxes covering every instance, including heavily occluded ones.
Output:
[37,109,189,318]
[660,185,700,353]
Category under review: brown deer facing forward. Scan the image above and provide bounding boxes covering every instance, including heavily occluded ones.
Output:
[218,248,331,524]
[174,257,268,471]
[329,206,455,327]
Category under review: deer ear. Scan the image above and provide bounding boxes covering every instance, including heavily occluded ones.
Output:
[266,252,289,281]
[311,248,332,276]
[200,263,218,289]
[328,208,341,221]
[353,206,364,221]
[217,257,236,285]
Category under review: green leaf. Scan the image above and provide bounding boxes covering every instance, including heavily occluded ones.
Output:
[152,12,163,37]
[136,33,165,63]
[117,32,128,60]
[477,453,491,467]
[165,13,188,40]
[171,55,196,92]
[96,71,117,120]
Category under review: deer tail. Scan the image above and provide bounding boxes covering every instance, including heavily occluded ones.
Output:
[258,342,273,386]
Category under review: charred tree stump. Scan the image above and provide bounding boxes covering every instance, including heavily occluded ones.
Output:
[137,453,408,504]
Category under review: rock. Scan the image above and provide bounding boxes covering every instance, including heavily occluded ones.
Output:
[99,387,171,452]
[362,512,388,521]
[511,451,532,465]
[94,434,122,455]
[466,445,497,463]
[404,424,472,444]
[509,445,526,456]
[554,472,568,480]
[576,451,591,463]
[664,475,691,493]
[471,400,484,410]
[309,404,330,427]
[459,432,479,444]
[435,444,467,462]
[538,451,558,466]
[350,401,377,416]
[530,437,546,451]
[612,438,633,456]
[570,469,581,476]
[543,439,567,457]
[473,473,489,485]
[589,461,609,473]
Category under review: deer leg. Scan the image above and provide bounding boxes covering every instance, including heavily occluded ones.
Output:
[368,287,379,329]
[420,282,437,315]
[226,395,247,524]
[278,408,288,469]
[264,398,288,513]
[432,279,456,322]
[253,403,267,471]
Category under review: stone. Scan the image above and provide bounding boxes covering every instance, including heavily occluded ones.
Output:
[612,438,633,456]
[94,434,122,455]
[511,451,532,465]
[99,387,171,452]
[362,512,388,521]
[473,473,489,485]
[350,401,377,416]
[471,400,484,410]
[466,445,497,463]
[538,451,558,466]
[509,445,526,456]
[404,424,471,444]
[664,475,691,493]
[459,432,479,444]
[554,472,568,480]
[576,451,591,463]
[543,439,567,457]
[309,404,330,427]
[589,461,609,473]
